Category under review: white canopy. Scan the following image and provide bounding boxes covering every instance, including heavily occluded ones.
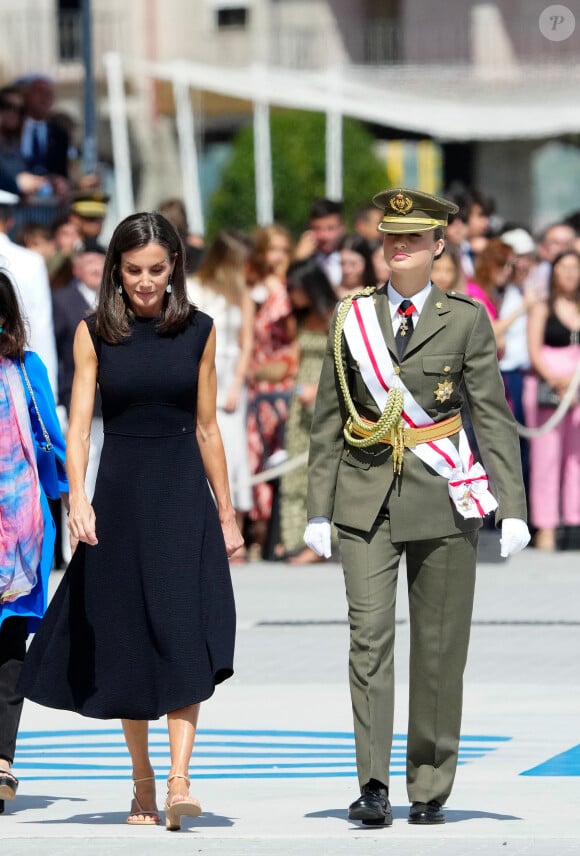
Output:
[120,57,580,140]
[104,54,580,231]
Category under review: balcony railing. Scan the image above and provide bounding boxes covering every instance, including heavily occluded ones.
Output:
[268,16,578,70]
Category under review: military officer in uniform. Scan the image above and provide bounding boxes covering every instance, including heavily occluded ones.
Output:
[69,191,110,246]
[304,188,530,826]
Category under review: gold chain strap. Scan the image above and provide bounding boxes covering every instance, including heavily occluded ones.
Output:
[20,359,53,450]
[333,289,405,450]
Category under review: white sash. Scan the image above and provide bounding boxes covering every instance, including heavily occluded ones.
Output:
[342,295,497,519]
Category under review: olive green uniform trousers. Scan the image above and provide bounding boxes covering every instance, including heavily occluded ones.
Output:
[339,515,477,804]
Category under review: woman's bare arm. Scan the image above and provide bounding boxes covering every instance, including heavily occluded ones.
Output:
[196,325,244,556]
[66,320,99,547]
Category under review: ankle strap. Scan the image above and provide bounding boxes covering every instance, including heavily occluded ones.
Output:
[133,776,155,784]
[167,774,190,786]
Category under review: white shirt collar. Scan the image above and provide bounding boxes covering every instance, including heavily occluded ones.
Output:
[316,250,342,287]
[387,280,432,322]
[76,281,99,308]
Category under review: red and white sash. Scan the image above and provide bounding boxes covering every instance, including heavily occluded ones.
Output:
[342,295,497,519]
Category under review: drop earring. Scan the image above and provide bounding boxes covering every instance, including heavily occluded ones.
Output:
[118,284,123,295]
[166,277,173,294]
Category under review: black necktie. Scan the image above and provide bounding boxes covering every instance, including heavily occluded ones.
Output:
[395,299,416,357]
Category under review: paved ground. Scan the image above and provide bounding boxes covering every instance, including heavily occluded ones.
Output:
[2,532,579,855]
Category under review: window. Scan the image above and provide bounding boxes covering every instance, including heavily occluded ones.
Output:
[216,7,249,29]
[58,0,82,62]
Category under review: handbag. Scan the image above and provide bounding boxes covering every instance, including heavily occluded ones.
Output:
[20,359,64,498]
[537,379,561,408]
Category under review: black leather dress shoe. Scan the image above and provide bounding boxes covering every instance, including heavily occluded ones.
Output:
[408,800,445,824]
[0,770,18,802]
[348,782,392,826]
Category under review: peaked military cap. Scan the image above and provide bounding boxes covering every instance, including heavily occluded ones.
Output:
[372,188,459,234]
[70,191,110,219]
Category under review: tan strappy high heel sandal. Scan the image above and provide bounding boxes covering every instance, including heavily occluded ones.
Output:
[126,776,160,825]
[164,774,202,831]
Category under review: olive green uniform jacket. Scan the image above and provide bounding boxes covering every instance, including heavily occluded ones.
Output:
[306,285,527,540]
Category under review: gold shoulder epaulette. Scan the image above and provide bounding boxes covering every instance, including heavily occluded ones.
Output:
[447,291,479,306]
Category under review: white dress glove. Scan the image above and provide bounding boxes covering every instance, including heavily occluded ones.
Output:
[304,517,332,559]
[500,518,531,558]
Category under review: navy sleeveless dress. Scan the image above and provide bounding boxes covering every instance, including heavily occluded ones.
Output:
[19,311,236,720]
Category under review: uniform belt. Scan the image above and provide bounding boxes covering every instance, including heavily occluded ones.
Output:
[351,412,462,447]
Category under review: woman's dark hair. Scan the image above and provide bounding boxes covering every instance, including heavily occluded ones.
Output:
[96,211,194,343]
[0,269,28,359]
[286,257,337,320]
[338,233,376,287]
[548,250,580,312]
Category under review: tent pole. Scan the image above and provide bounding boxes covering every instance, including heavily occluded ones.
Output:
[103,52,135,219]
[173,76,205,237]
[326,109,342,201]
[253,100,273,226]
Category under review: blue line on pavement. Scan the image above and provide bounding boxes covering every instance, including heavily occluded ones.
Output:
[17,771,394,781]
[19,754,360,762]
[18,728,510,741]
[18,739,359,749]
[520,744,580,777]
[15,749,487,760]
[15,741,491,752]
[13,726,502,781]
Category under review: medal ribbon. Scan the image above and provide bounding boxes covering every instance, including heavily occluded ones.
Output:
[397,302,416,319]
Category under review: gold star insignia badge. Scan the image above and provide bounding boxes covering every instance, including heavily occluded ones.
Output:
[434,380,454,402]
[435,301,443,309]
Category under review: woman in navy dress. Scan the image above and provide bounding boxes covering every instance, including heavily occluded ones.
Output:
[19,212,243,830]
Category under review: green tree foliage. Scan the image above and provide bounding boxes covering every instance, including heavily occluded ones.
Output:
[206,109,388,238]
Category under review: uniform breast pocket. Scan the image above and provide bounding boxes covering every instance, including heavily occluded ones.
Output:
[422,354,463,406]
[422,354,463,378]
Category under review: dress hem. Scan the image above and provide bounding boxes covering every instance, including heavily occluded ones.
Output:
[22,672,234,721]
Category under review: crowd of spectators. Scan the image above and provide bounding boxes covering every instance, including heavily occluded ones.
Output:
[1,73,578,559]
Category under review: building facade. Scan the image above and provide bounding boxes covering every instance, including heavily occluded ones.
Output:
[1,0,578,230]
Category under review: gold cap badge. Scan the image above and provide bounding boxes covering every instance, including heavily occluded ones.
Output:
[389,193,413,215]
